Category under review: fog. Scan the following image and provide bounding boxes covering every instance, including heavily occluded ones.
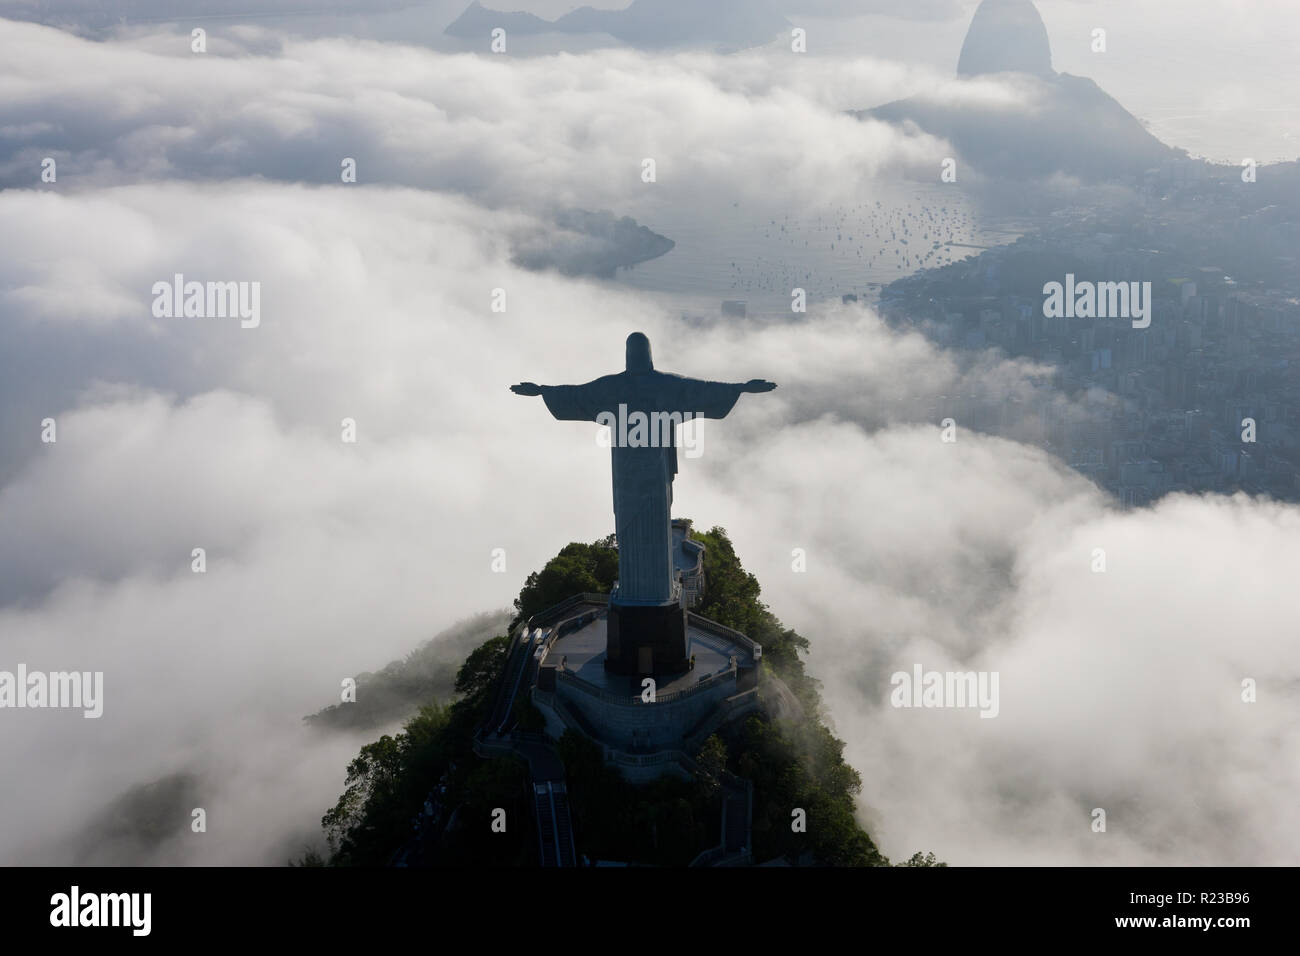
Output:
[0,9,1296,865]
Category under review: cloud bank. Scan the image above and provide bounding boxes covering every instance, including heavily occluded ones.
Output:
[0,17,1295,866]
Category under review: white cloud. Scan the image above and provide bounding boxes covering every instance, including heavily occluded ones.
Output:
[0,17,1295,868]
[0,18,967,209]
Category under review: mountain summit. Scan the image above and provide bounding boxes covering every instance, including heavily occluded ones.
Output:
[446,0,787,50]
[956,0,1053,78]
[859,0,1176,182]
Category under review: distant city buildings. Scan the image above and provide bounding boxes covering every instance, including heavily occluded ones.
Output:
[881,167,1300,506]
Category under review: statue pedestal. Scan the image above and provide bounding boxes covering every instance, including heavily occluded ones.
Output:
[604,602,689,677]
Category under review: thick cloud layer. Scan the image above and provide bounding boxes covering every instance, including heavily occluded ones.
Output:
[0,18,956,206]
[0,16,1295,866]
[3,178,1295,865]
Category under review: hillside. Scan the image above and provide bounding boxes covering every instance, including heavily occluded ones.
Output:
[864,72,1178,183]
[305,610,510,733]
[860,0,1179,183]
[446,0,788,50]
[314,524,942,866]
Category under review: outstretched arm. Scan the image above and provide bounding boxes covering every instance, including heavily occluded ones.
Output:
[666,375,777,419]
[510,379,608,421]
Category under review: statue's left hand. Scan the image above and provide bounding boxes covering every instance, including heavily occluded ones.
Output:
[511,382,542,396]
[743,379,777,393]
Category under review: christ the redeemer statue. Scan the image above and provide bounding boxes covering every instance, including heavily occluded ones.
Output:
[512,332,775,675]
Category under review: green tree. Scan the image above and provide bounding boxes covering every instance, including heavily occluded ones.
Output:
[728,713,887,866]
[322,732,407,863]
[898,851,948,867]
[454,634,510,701]
[510,537,618,630]
[695,734,728,794]
[321,526,894,868]
[693,527,815,704]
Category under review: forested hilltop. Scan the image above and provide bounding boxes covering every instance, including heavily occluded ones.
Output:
[308,524,943,867]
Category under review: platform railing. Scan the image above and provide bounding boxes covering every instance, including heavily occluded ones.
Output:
[555,663,738,707]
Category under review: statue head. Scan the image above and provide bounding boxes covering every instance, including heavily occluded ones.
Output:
[625,332,654,374]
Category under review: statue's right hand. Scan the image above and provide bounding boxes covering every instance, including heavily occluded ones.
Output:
[510,382,542,396]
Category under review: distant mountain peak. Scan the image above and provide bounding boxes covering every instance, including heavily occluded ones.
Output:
[957,0,1053,78]
[859,0,1175,183]
[446,0,787,49]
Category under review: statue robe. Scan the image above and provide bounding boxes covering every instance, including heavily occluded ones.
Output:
[540,370,746,606]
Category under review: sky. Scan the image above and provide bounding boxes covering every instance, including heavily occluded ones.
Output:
[0,2,1296,866]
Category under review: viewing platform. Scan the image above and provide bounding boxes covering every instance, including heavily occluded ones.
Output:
[517,523,763,778]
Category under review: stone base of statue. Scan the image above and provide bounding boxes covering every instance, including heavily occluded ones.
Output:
[524,573,763,776]
[604,601,690,676]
